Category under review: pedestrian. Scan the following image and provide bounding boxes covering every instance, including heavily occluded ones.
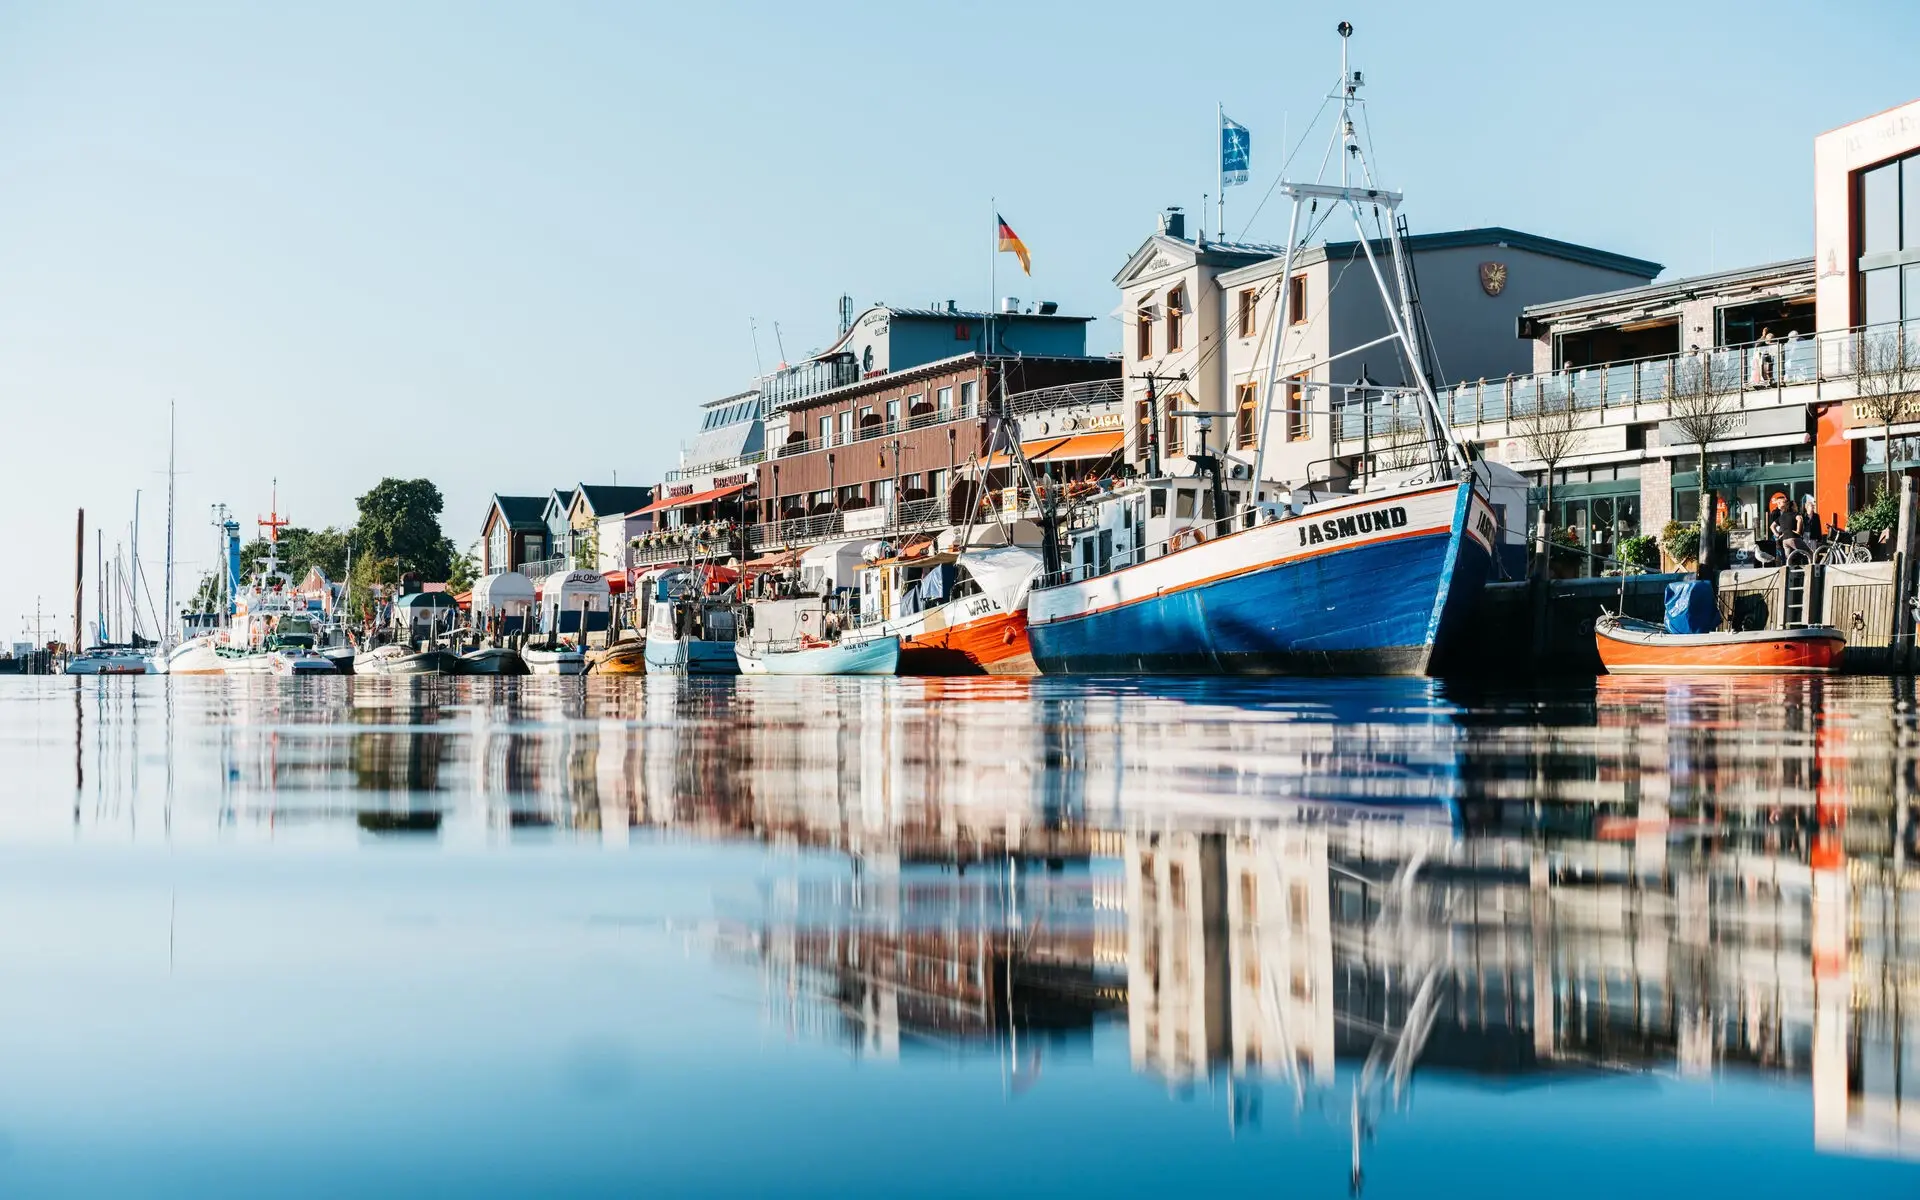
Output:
[1771,502,1807,561]
[1757,327,1777,386]
[1799,496,1824,545]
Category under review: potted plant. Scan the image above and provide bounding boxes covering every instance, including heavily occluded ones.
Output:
[1614,533,1660,575]
[1659,520,1702,573]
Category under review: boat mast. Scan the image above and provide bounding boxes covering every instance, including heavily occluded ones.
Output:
[164,402,175,648]
[72,509,83,655]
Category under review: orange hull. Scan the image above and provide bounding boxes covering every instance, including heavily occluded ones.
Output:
[900,610,1035,676]
[1596,620,1845,675]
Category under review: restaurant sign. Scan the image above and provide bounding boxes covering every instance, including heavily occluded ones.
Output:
[1063,411,1124,433]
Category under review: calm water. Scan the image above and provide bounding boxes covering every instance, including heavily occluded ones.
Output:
[2,673,1917,1197]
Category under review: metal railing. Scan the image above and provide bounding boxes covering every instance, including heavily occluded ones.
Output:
[772,400,981,458]
[745,496,950,552]
[520,555,567,580]
[664,450,766,483]
[1003,377,1123,417]
[1412,319,1920,442]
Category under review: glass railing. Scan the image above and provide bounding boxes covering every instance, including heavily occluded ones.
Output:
[1421,319,1920,438]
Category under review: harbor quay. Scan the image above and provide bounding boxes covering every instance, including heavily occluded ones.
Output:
[435,95,1920,680]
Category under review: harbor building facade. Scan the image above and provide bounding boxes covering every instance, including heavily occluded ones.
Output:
[479,494,550,576]
[1114,207,1660,493]
[1431,96,1920,571]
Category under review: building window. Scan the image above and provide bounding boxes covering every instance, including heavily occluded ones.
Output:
[937,386,953,413]
[1164,392,1187,455]
[488,524,507,570]
[1285,376,1308,441]
[1238,288,1257,338]
[959,380,977,412]
[1856,150,1920,325]
[524,534,545,562]
[1239,873,1257,923]
[839,411,853,444]
[887,399,902,427]
[1136,303,1153,358]
[818,415,832,446]
[1235,382,1259,449]
[1166,286,1185,352]
[1288,274,1307,324]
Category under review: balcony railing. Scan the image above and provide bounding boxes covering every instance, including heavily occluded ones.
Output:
[664,449,766,483]
[745,497,951,553]
[1414,319,1920,441]
[772,400,982,458]
[1003,377,1123,417]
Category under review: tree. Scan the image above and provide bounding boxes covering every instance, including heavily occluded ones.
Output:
[347,553,400,625]
[353,478,452,581]
[1667,352,1742,573]
[236,525,352,584]
[1852,330,1920,503]
[445,539,478,593]
[1511,391,1585,573]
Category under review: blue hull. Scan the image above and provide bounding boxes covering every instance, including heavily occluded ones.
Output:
[1030,489,1490,677]
[644,636,741,676]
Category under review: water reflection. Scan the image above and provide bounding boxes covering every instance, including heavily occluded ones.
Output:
[18,673,1920,1176]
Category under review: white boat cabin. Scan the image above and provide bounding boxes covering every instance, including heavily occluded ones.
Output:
[539,570,611,636]
[471,571,535,635]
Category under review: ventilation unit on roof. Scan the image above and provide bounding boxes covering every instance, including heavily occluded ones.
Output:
[1038,301,1059,315]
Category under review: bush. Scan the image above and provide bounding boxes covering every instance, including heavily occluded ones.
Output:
[1851,489,1899,537]
[1660,520,1701,565]
[1616,533,1660,573]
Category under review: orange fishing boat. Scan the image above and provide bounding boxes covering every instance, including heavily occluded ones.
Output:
[1595,613,1845,675]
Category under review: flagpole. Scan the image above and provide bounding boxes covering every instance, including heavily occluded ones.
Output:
[1217,102,1225,241]
[988,196,997,357]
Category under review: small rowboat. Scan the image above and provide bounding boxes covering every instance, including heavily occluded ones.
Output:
[1595,613,1845,675]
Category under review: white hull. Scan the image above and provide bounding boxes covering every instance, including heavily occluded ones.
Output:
[65,651,153,675]
[524,648,586,676]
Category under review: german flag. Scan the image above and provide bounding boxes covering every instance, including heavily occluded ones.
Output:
[996,214,1031,276]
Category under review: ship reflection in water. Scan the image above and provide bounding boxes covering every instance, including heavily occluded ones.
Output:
[7,674,1920,1195]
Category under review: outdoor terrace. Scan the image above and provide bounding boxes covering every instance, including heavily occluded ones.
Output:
[1329,319,1920,454]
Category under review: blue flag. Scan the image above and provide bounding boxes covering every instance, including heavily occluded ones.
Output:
[1221,114,1250,186]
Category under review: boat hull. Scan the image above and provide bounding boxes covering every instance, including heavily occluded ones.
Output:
[523,648,586,676]
[738,636,900,676]
[1596,618,1846,674]
[269,652,337,675]
[458,648,529,676]
[645,636,740,676]
[1027,481,1491,676]
[893,608,1034,676]
[586,642,648,675]
[65,653,152,675]
[358,648,462,676]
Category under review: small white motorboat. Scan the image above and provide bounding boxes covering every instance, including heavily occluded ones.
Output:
[737,634,900,676]
[523,645,587,676]
[64,647,154,675]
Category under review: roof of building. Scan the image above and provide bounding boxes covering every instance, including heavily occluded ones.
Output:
[543,488,576,520]
[1520,256,1815,322]
[574,483,656,517]
[1218,226,1663,288]
[487,494,547,532]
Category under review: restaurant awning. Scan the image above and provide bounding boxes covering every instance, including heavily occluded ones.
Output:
[633,483,749,515]
[985,430,1125,468]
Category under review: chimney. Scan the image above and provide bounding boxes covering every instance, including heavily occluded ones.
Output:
[1159,206,1186,240]
[1000,297,1020,314]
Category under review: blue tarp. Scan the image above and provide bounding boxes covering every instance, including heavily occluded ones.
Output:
[1664,580,1718,635]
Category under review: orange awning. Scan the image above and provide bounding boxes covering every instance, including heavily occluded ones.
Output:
[985,430,1124,469]
[634,483,749,515]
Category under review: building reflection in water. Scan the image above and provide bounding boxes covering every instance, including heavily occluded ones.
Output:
[54,673,1920,1161]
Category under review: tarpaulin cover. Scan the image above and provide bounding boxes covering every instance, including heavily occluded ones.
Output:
[1663,580,1719,635]
[918,564,957,607]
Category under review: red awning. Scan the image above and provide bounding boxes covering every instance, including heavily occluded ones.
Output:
[985,430,1124,468]
[634,483,749,515]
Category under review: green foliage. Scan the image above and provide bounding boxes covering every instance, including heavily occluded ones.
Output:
[347,554,400,622]
[354,478,452,581]
[237,525,352,584]
[186,572,222,613]
[1617,533,1660,572]
[1660,520,1701,564]
[1851,489,1900,537]
[445,539,478,593]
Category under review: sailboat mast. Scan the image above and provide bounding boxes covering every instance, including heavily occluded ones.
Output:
[164,402,175,647]
[73,509,83,654]
[130,491,143,639]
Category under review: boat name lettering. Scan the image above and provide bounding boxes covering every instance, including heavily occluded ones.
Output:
[1473,509,1497,546]
[962,597,999,618]
[1296,506,1408,546]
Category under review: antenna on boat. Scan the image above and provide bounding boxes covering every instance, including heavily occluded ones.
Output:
[1249,20,1468,493]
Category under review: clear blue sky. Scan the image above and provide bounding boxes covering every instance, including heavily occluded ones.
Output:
[2,0,1916,639]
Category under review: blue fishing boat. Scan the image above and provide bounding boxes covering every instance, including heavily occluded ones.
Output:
[1026,473,1498,675]
[1025,23,1508,677]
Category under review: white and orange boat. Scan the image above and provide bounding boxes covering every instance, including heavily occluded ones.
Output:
[857,544,1041,676]
[1594,613,1846,675]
